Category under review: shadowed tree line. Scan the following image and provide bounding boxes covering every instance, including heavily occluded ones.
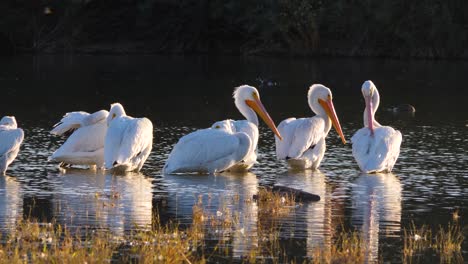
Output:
[1,0,468,58]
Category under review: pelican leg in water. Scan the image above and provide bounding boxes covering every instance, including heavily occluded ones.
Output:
[0,116,24,175]
[351,80,402,173]
[163,85,282,174]
[49,110,109,169]
[275,84,346,170]
[104,103,153,173]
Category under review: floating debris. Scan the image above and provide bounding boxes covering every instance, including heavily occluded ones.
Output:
[386,104,416,114]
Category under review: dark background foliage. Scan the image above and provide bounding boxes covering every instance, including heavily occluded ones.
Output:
[1,0,468,58]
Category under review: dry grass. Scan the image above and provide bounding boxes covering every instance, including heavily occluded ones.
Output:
[434,223,464,254]
[0,219,115,263]
[0,213,205,263]
[403,221,464,264]
[434,223,464,264]
[120,215,205,263]
[256,187,298,217]
[403,222,432,259]
[312,228,365,264]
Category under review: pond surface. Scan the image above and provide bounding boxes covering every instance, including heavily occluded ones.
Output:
[0,55,467,262]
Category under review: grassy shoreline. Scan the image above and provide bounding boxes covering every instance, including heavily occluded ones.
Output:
[0,188,465,263]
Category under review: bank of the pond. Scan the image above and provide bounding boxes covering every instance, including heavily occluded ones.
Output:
[0,188,464,263]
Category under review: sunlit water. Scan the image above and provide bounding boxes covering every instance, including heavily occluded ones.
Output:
[0,55,467,262]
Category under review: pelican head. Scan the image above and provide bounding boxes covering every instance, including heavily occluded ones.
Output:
[362,80,377,98]
[211,120,235,133]
[233,85,282,140]
[361,80,380,135]
[0,116,17,129]
[308,84,346,144]
[107,103,126,126]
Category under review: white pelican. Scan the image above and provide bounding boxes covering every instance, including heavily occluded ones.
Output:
[49,110,108,168]
[351,80,402,173]
[104,103,153,172]
[0,116,24,175]
[163,85,282,174]
[275,84,346,170]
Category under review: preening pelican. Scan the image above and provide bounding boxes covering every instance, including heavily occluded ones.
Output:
[163,85,282,174]
[49,110,108,168]
[104,103,153,172]
[351,80,402,173]
[0,116,24,174]
[275,84,346,170]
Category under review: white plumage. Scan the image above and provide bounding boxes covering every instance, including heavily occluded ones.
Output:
[211,119,259,169]
[49,110,108,168]
[351,80,402,173]
[275,84,346,170]
[0,116,24,174]
[163,85,281,174]
[104,103,153,172]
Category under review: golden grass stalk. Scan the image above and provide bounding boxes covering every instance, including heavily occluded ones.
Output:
[403,221,465,264]
[403,221,432,259]
[312,228,365,264]
[434,223,464,264]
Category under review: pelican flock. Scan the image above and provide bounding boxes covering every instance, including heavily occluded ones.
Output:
[163,85,282,174]
[351,80,402,173]
[48,103,153,172]
[2,81,403,175]
[0,116,24,175]
[275,84,346,170]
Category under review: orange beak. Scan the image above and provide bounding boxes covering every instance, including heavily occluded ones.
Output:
[246,96,282,140]
[318,98,346,144]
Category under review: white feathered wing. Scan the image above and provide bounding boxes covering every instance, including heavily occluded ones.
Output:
[50,110,108,167]
[104,117,153,172]
[351,126,402,173]
[0,127,24,174]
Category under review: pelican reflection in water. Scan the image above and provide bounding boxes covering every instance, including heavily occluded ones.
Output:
[274,169,333,257]
[351,173,402,263]
[51,169,153,236]
[0,175,22,233]
[163,171,259,257]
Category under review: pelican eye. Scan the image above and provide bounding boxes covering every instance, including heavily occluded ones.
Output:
[252,92,259,99]
[112,113,116,119]
[215,125,220,129]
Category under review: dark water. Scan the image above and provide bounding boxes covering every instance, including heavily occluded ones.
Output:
[0,55,467,262]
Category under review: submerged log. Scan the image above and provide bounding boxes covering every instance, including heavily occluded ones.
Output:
[253,185,320,202]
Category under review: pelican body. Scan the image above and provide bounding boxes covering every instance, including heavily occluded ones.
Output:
[0,116,24,174]
[351,80,402,173]
[275,84,346,170]
[49,110,108,168]
[163,85,282,174]
[104,103,153,172]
